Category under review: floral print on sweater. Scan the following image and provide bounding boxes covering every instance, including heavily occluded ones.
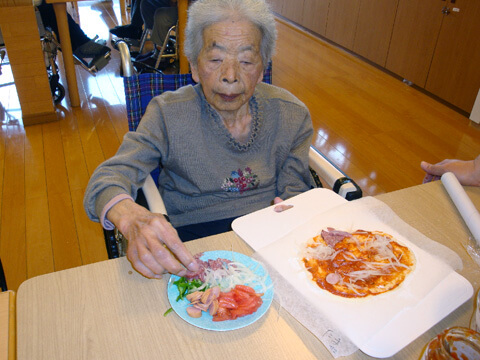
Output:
[221,167,259,194]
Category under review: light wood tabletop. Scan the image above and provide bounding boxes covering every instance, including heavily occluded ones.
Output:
[16,181,480,359]
[0,291,15,360]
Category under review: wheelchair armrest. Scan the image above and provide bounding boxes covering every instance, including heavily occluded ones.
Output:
[308,146,362,200]
[115,39,135,77]
[142,174,168,215]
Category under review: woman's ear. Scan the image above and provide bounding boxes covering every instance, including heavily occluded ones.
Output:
[256,62,264,84]
[190,61,200,83]
[256,71,264,84]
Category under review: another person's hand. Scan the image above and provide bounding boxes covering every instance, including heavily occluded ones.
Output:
[421,155,480,187]
[107,199,200,278]
[273,196,294,212]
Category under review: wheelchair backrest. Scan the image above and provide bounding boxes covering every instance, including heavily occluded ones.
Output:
[124,64,272,131]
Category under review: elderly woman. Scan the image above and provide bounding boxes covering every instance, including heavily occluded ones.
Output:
[84,0,313,278]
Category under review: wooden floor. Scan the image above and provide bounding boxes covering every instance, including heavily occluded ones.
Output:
[0,1,479,292]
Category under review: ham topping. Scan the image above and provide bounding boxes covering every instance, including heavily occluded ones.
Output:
[185,253,234,281]
[321,227,351,247]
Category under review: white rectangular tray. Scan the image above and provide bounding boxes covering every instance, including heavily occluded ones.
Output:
[232,189,473,358]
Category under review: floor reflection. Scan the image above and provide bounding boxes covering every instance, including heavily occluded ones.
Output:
[0,50,22,125]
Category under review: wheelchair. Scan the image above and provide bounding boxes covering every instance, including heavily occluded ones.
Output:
[36,8,111,104]
[40,29,65,104]
[104,42,362,258]
[112,23,178,75]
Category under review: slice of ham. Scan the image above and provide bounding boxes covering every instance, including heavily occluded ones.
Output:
[321,228,352,247]
[185,255,233,281]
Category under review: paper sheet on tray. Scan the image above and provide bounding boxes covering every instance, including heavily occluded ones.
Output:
[242,195,465,358]
[233,188,347,250]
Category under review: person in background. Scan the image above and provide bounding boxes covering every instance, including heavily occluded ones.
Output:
[37,0,110,59]
[134,0,177,65]
[84,0,313,279]
[109,0,144,40]
[421,155,480,186]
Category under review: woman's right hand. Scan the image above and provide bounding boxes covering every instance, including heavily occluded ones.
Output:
[107,199,200,278]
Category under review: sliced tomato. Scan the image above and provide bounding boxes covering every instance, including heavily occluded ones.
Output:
[232,289,252,304]
[234,284,257,295]
[230,308,250,319]
[237,293,257,308]
[212,285,264,321]
[218,297,238,309]
[230,301,262,319]
[218,292,236,302]
[212,306,231,322]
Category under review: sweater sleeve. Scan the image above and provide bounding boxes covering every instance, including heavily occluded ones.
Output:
[275,104,314,199]
[83,99,168,222]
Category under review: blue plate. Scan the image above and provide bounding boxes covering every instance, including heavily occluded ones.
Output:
[167,250,274,331]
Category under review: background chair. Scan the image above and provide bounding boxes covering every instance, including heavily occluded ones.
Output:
[133,23,178,72]
[104,41,362,258]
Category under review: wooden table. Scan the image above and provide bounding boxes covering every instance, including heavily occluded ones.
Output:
[177,0,188,73]
[0,291,15,360]
[16,181,480,359]
[46,0,81,107]
[0,3,57,125]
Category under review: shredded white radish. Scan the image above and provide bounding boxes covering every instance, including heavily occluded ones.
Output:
[342,251,360,262]
[300,243,339,261]
[192,260,268,293]
[346,269,387,282]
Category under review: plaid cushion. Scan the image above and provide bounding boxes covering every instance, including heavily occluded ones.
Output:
[124,64,273,131]
[124,73,194,131]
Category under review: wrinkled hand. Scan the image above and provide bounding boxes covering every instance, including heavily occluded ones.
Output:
[107,199,199,278]
[420,155,480,187]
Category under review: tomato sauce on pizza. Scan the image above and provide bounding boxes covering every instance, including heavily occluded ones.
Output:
[301,228,415,298]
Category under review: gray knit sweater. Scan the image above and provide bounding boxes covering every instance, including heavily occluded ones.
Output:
[84,82,313,227]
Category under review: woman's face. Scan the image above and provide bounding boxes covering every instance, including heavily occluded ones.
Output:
[190,19,264,119]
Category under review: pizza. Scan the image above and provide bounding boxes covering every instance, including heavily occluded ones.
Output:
[300,228,416,298]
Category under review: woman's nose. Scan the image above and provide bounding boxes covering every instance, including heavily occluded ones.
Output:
[221,60,239,84]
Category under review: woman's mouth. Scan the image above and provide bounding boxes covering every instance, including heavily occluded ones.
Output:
[219,93,239,102]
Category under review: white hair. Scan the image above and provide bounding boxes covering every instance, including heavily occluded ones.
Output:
[184,0,277,68]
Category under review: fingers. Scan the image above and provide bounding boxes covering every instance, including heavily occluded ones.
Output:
[125,214,198,278]
[273,196,283,204]
[421,161,447,177]
[128,235,186,279]
[274,203,294,212]
[110,202,191,278]
[420,161,431,172]
[159,225,199,273]
[422,174,440,184]
[127,242,165,279]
